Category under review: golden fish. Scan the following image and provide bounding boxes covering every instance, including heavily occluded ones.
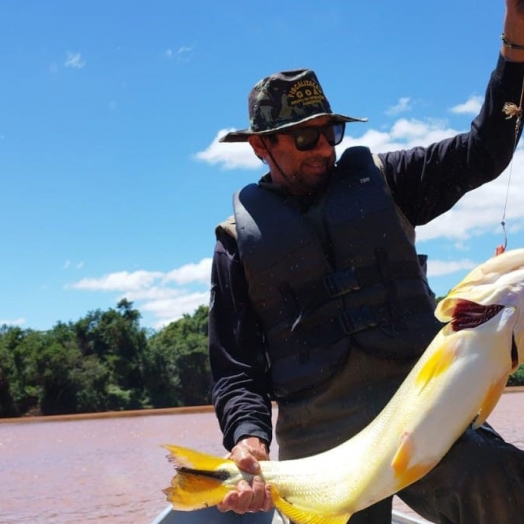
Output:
[163,248,524,524]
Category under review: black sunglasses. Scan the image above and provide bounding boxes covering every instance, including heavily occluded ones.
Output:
[276,122,346,151]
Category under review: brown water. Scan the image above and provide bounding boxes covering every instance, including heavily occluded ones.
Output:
[0,392,523,524]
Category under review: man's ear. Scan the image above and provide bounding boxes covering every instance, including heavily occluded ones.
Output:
[248,135,268,161]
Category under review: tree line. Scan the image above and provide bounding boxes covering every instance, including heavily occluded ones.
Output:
[0,299,211,418]
[1,298,523,419]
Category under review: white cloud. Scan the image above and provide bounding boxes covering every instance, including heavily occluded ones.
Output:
[0,317,26,327]
[193,129,262,170]
[385,97,412,116]
[336,118,459,155]
[165,45,194,62]
[64,260,84,270]
[72,270,164,292]
[141,291,210,329]
[164,259,212,285]
[69,259,213,329]
[64,52,86,69]
[450,95,483,115]
[426,259,477,277]
[417,149,524,243]
[390,118,456,144]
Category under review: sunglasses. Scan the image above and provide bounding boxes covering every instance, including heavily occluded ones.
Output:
[277,122,346,151]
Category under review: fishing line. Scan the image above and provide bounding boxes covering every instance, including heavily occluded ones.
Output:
[499,73,524,253]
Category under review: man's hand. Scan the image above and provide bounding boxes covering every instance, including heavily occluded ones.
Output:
[503,1,524,60]
[217,437,274,514]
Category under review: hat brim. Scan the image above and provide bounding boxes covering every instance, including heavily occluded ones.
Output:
[219,113,368,143]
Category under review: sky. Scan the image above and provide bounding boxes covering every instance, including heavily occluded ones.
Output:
[1,0,524,331]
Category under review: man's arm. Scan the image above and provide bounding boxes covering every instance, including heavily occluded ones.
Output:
[380,3,524,226]
[209,230,273,451]
[502,0,524,62]
[380,53,524,227]
[209,230,274,514]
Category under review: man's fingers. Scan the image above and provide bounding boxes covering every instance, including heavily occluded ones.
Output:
[230,445,260,474]
[232,480,257,514]
[261,484,274,512]
[217,491,239,513]
[216,477,272,514]
[219,438,272,514]
[248,476,266,510]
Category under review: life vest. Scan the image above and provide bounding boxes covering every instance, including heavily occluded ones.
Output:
[233,146,441,399]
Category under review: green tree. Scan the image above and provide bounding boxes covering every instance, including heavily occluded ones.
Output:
[73,299,149,410]
[146,305,211,407]
[508,363,524,386]
[35,340,82,415]
[0,325,19,416]
[4,328,46,415]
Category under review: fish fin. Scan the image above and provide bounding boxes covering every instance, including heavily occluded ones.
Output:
[391,433,436,490]
[472,372,509,429]
[162,444,234,511]
[163,444,228,470]
[269,486,350,524]
[415,342,456,392]
[391,432,413,478]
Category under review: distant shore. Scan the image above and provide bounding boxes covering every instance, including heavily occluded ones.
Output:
[0,404,216,424]
[2,388,524,424]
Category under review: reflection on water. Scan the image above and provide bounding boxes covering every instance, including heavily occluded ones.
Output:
[0,394,522,524]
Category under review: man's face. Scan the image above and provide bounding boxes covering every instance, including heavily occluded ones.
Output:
[250,116,339,195]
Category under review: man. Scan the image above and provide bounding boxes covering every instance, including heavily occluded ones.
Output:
[208,2,524,522]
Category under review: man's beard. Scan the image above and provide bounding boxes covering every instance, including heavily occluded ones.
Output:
[291,156,335,194]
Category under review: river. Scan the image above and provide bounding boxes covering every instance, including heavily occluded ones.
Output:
[1,392,523,524]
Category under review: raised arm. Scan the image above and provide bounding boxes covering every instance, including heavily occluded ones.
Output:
[502,0,524,61]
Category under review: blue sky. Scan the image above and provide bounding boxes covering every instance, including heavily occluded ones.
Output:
[1,1,523,331]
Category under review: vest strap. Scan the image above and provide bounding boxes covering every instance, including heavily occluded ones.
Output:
[323,261,422,298]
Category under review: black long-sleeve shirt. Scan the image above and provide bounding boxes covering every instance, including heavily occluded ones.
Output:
[209,54,524,452]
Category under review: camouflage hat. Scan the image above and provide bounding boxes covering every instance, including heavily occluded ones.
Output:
[220,69,367,143]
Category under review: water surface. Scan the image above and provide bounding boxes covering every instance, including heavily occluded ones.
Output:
[1,393,522,524]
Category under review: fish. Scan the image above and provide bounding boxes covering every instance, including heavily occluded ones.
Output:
[162,248,524,524]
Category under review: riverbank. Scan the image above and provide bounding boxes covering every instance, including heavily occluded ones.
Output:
[2,386,524,424]
[0,404,216,423]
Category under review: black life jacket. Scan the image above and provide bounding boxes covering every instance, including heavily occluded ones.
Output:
[233,146,442,399]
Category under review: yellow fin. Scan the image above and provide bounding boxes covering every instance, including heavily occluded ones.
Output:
[163,444,228,470]
[269,485,350,524]
[415,342,456,391]
[391,432,412,478]
[472,372,509,429]
[391,433,437,490]
[162,444,233,511]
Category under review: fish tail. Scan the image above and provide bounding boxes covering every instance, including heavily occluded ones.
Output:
[162,444,235,511]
